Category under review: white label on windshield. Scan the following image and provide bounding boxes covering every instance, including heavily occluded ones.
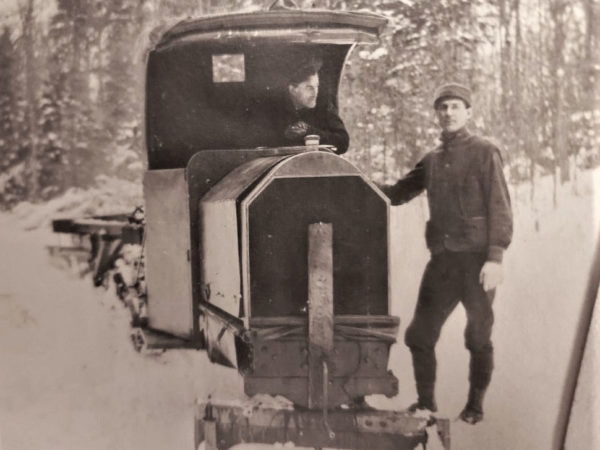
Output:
[212,54,245,83]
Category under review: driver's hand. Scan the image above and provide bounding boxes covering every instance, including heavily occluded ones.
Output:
[284,121,309,139]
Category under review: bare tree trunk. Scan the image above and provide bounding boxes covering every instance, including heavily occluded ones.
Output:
[514,0,522,133]
[21,0,39,199]
[382,136,387,181]
[549,0,570,183]
[529,156,535,203]
[553,166,558,207]
[498,0,511,127]
[71,0,83,188]
[365,134,372,178]
[512,0,523,177]
[582,0,596,111]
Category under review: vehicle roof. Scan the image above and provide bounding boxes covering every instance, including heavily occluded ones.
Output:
[154,8,387,49]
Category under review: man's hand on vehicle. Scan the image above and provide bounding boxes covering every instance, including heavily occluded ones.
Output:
[479,261,503,292]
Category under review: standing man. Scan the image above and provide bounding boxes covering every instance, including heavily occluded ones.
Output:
[379,83,513,424]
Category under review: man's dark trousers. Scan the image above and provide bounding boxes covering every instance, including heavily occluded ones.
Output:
[405,251,495,406]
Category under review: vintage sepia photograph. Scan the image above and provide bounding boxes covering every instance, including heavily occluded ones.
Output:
[0,0,598,449]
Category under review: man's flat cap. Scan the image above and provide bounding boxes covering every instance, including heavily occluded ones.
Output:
[433,83,472,108]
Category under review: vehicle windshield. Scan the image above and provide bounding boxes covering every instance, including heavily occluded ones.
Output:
[146,42,350,169]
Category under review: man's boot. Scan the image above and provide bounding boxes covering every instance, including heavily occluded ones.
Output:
[459,386,486,424]
[408,383,437,413]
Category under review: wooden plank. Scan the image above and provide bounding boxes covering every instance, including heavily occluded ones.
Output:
[250,315,399,327]
[307,223,334,409]
[52,218,126,237]
[129,327,197,353]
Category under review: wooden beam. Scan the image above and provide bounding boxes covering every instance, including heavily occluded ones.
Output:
[307,222,334,409]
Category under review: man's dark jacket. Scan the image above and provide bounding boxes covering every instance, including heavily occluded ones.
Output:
[381,128,513,262]
[249,94,349,154]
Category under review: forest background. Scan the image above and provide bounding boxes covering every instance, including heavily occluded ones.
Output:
[0,0,598,209]
[0,1,599,449]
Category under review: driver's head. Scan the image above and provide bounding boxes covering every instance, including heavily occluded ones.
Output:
[287,58,322,110]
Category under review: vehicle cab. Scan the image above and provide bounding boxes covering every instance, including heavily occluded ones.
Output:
[145,3,386,168]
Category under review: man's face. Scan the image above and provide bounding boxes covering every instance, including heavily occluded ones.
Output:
[289,73,319,109]
[435,98,471,133]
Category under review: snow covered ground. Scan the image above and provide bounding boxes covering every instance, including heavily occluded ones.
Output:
[0,168,598,450]
[0,217,244,450]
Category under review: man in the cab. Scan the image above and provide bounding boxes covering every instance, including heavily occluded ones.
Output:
[277,57,349,154]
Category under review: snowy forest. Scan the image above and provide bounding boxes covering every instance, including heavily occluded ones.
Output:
[0,0,598,208]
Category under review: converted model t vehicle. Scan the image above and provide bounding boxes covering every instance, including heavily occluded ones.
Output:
[51,2,451,449]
